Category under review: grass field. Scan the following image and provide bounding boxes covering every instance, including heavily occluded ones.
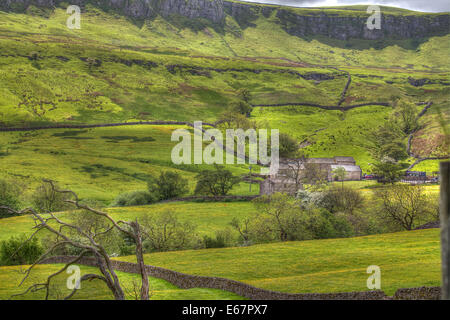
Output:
[0,125,259,204]
[118,228,441,296]
[0,182,440,243]
[0,228,440,299]
[0,201,255,242]
[0,264,243,300]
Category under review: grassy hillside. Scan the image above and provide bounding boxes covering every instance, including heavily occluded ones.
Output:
[0,201,256,242]
[118,228,441,295]
[0,2,447,301]
[0,264,243,300]
[0,5,448,170]
[0,181,439,242]
[0,125,258,204]
[0,228,440,299]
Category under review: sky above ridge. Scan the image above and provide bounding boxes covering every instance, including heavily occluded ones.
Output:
[238,0,450,12]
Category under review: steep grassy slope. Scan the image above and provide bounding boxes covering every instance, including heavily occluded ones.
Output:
[0,5,448,181]
[118,228,441,295]
[0,7,448,122]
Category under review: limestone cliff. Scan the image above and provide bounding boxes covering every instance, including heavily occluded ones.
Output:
[0,0,225,24]
[1,0,449,40]
[222,1,449,40]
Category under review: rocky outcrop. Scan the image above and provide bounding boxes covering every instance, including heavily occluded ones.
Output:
[276,9,449,40]
[222,1,449,40]
[0,0,225,24]
[1,0,449,40]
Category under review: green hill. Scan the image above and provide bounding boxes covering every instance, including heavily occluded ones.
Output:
[0,0,447,301]
[0,125,258,204]
[0,2,448,177]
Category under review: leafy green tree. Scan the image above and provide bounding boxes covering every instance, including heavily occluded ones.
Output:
[227,88,253,117]
[217,110,258,130]
[237,88,251,103]
[0,179,21,218]
[250,193,352,243]
[322,185,365,215]
[366,120,408,162]
[229,100,252,116]
[379,141,409,161]
[195,165,241,196]
[251,193,306,242]
[397,102,418,135]
[371,160,404,184]
[147,171,188,200]
[279,133,299,158]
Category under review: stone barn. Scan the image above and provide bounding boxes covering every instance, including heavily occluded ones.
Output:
[259,156,362,196]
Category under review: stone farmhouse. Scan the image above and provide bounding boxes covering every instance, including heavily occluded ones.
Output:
[259,156,362,196]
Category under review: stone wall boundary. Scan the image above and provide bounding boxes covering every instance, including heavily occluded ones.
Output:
[39,255,440,300]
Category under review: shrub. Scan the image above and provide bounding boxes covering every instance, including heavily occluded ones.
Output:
[310,209,354,239]
[203,228,235,248]
[0,179,21,218]
[229,100,252,116]
[112,190,157,207]
[321,185,365,215]
[203,235,225,248]
[148,171,188,201]
[0,235,43,266]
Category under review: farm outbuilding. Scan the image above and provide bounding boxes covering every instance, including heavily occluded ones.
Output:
[260,156,362,195]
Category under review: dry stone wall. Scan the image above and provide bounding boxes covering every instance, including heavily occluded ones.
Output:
[39,256,440,300]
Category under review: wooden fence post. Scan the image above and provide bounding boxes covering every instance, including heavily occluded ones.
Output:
[440,161,449,300]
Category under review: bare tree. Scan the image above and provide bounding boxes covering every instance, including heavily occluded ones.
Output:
[0,180,149,300]
[332,166,347,190]
[301,162,329,190]
[283,157,306,191]
[230,217,250,244]
[375,184,433,230]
